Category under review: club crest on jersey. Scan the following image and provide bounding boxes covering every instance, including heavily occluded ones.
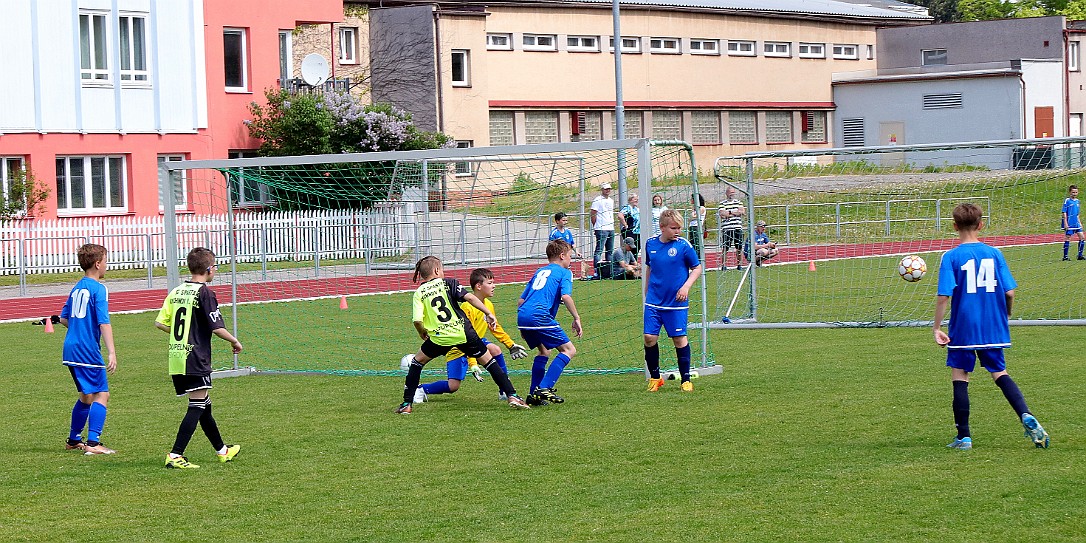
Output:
[668,247,678,257]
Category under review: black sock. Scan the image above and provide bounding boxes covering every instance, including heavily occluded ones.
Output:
[171,399,206,455]
[952,380,970,439]
[645,344,660,379]
[676,344,692,382]
[995,374,1029,418]
[198,397,225,452]
[484,360,516,396]
[403,359,424,403]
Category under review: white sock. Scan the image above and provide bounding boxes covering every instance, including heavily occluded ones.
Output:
[217,446,228,455]
[169,453,182,459]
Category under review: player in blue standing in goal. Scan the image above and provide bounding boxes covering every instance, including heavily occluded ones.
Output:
[934,203,1049,450]
[60,243,118,455]
[643,210,703,393]
[1061,184,1083,261]
[518,239,583,405]
[398,256,530,414]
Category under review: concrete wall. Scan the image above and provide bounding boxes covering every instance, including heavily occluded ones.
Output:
[877,16,1065,70]
[369,5,438,130]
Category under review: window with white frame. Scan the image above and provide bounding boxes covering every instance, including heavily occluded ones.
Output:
[454,141,473,176]
[612,112,642,138]
[339,27,358,64]
[922,48,947,66]
[567,36,600,52]
[652,111,682,140]
[867,44,875,60]
[727,40,756,57]
[1070,41,1080,72]
[1,157,27,214]
[832,44,859,60]
[800,111,827,143]
[763,42,791,58]
[279,30,292,85]
[728,111,757,143]
[690,39,719,55]
[486,33,512,50]
[451,50,470,87]
[55,156,127,214]
[691,111,721,144]
[227,151,273,207]
[118,14,148,83]
[649,37,680,54]
[79,12,109,82]
[525,111,559,144]
[523,34,557,51]
[798,43,825,59]
[489,111,515,145]
[223,28,248,91]
[157,155,188,210]
[608,37,641,53]
[765,111,793,143]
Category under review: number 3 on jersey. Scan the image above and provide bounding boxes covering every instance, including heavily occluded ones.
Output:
[960,258,997,293]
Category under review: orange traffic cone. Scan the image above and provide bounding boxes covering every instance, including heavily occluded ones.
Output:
[44,318,55,333]
[339,296,349,310]
[808,260,817,272]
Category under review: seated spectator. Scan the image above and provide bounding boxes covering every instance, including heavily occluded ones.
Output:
[747,220,779,266]
[586,237,641,280]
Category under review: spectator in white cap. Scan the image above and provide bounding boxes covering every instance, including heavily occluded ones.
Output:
[590,182,620,265]
[749,220,779,266]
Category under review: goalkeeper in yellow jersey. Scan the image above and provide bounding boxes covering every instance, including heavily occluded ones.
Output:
[412,268,529,403]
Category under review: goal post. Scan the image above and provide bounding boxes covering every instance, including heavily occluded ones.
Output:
[160,139,720,377]
[709,137,1086,329]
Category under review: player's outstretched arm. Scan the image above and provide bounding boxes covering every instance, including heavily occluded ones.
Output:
[561,294,583,338]
[213,328,243,354]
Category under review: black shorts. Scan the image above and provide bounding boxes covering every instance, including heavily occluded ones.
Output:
[172,374,212,396]
[721,228,744,251]
[421,336,488,361]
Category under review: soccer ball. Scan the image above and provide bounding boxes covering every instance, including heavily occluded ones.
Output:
[400,353,415,370]
[898,255,927,282]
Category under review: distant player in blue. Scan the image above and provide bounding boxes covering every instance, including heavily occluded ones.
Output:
[934,203,1049,450]
[548,212,580,259]
[1061,184,1083,261]
[60,243,118,456]
[518,239,583,405]
[643,210,703,393]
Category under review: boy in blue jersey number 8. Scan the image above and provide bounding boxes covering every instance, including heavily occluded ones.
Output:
[934,203,1049,450]
[60,243,118,455]
[643,210,703,393]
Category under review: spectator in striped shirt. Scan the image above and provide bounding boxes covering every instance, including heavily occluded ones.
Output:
[717,185,746,270]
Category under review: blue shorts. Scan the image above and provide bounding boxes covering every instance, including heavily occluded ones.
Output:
[1065,227,1083,236]
[446,339,491,380]
[946,348,1006,373]
[519,326,570,350]
[643,306,689,337]
[68,365,108,394]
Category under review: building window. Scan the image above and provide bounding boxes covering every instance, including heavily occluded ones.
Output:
[832,44,859,60]
[223,28,248,91]
[228,151,273,207]
[728,111,757,143]
[573,111,602,141]
[651,111,682,140]
[118,14,148,83]
[608,37,641,54]
[613,112,642,138]
[727,40,755,57]
[454,141,473,176]
[1070,41,1080,72]
[867,44,875,60]
[525,111,559,144]
[157,155,188,210]
[489,111,515,145]
[649,37,680,54]
[55,156,127,214]
[690,39,719,55]
[922,49,947,66]
[279,30,292,85]
[691,111,721,144]
[339,27,358,64]
[1,157,27,215]
[486,33,512,50]
[567,36,600,52]
[451,50,470,87]
[764,42,791,58]
[798,43,825,59]
[79,12,109,82]
[800,112,827,143]
[765,111,793,143]
[842,118,865,147]
[523,34,557,51]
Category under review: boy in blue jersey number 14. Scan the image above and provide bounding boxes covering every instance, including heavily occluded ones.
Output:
[643,210,703,393]
[934,203,1049,450]
[1061,184,1083,261]
[61,244,118,455]
[518,239,583,406]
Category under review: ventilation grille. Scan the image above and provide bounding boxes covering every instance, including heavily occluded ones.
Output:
[923,93,963,109]
[842,118,865,147]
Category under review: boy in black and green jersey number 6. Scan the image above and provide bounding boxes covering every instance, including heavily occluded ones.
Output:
[155,247,243,468]
[397,256,530,413]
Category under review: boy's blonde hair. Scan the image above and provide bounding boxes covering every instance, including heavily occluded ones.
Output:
[952,203,983,231]
[78,244,107,271]
[413,255,442,283]
[659,209,684,228]
[546,239,571,260]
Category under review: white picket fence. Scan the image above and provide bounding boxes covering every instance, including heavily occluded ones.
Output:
[0,203,415,276]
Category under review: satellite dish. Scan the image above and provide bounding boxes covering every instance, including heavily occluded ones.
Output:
[300,53,330,86]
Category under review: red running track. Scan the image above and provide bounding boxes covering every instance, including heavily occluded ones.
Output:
[2,233,1062,322]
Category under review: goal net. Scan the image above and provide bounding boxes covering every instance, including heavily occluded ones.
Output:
[160,139,717,376]
[709,137,1086,328]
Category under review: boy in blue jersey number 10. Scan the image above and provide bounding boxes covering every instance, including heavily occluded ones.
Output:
[934,203,1049,450]
[643,210,703,393]
[518,239,583,406]
[61,243,118,455]
[1061,184,1083,261]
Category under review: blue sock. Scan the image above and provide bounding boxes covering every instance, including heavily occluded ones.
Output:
[531,355,548,393]
[645,344,660,379]
[995,374,1029,418]
[87,402,107,445]
[1064,241,1070,258]
[1079,240,1084,257]
[677,344,692,382]
[494,353,508,374]
[540,353,571,390]
[422,380,452,395]
[69,400,91,441]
